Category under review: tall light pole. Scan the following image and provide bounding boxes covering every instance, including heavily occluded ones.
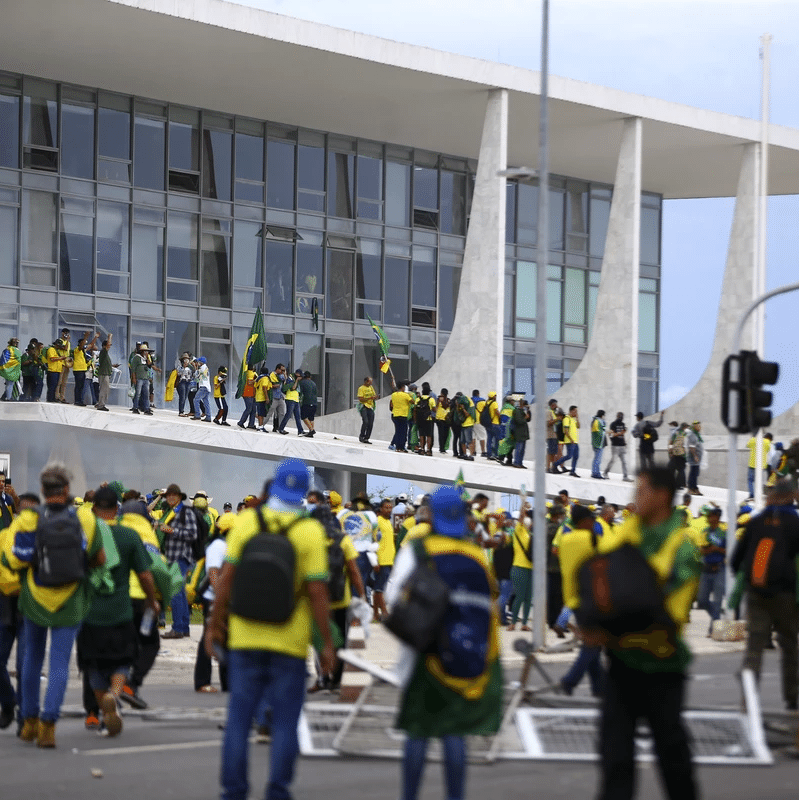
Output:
[531,0,550,650]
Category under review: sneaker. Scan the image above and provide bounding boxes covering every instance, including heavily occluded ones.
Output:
[119,684,148,710]
[213,419,221,425]
[84,712,101,730]
[143,410,153,415]
[161,629,185,640]
[237,423,245,429]
[278,430,289,435]
[101,693,122,737]
[221,421,231,427]
[0,706,15,729]
[96,406,109,411]
[255,725,272,743]
[623,477,633,482]
[388,444,396,451]
[602,472,609,479]
[569,472,580,478]
[131,409,140,414]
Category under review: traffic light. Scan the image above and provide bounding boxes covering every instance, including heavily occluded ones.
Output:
[721,350,779,433]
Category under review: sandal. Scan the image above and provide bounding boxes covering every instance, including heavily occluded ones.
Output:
[506,624,516,631]
[520,625,532,632]
[196,685,218,693]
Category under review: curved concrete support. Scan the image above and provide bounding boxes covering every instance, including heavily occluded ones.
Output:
[319,88,508,441]
[528,117,642,426]
[664,143,759,434]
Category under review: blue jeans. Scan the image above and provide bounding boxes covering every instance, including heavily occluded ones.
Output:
[279,399,303,433]
[169,557,192,634]
[0,598,23,714]
[20,619,80,722]
[697,568,726,628]
[3,380,14,400]
[73,370,86,403]
[688,464,700,491]
[403,735,466,800]
[486,423,502,458]
[497,578,513,625]
[193,386,210,418]
[592,447,605,477]
[747,467,757,497]
[555,605,572,630]
[46,370,59,402]
[355,551,374,604]
[221,649,306,800]
[238,395,255,427]
[177,380,189,413]
[513,441,526,467]
[133,379,150,412]
[359,407,375,441]
[561,645,604,696]
[555,443,579,473]
[391,416,409,450]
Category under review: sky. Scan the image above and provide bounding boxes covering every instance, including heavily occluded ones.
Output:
[229,0,799,418]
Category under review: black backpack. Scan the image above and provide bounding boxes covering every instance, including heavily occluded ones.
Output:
[745,509,799,596]
[554,418,564,440]
[643,421,659,444]
[415,396,433,423]
[479,399,495,427]
[230,509,298,624]
[183,507,211,562]
[33,505,86,587]
[310,506,347,603]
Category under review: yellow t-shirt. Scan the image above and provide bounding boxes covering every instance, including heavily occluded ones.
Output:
[330,534,358,611]
[376,516,396,566]
[285,383,300,403]
[512,522,532,569]
[461,399,475,428]
[747,436,771,469]
[72,347,87,371]
[391,390,411,418]
[225,507,328,658]
[435,399,449,421]
[255,375,271,403]
[213,375,225,399]
[46,346,62,373]
[558,527,597,609]
[357,384,377,410]
[563,415,579,445]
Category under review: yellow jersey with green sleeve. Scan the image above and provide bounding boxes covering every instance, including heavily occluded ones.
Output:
[511,522,532,569]
[357,384,377,410]
[72,346,87,371]
[213,375,224,399]
[391,390,411,418]
[46,345,62,373]
[435,399,449,421]
[563,414,579,444]
[746,436,771,469]
[460,398,475,428]
[329,533,358,612]
[224,507,328,658]
[285,381,300,403]
[376,515,396,566]
[254,374,271,402]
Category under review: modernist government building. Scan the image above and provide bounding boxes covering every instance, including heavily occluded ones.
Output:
[2,0,799,494]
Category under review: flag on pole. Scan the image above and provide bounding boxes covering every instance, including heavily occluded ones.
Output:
[454,469,471,501]
[379,355,392,374]
[367,313,390,358]
[236,307,267,399]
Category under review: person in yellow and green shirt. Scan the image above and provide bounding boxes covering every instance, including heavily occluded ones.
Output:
[456,393,476,461]
[507,513,532,630]
[746,432,773,498]
[254,368,271,431]
[71,331,99,406]
[7,464,105,748]
[277,370,304,435]
[207,459,334,800]
[356,375,378,444]
[553,404,580,477]
[373,498,397,621]
[236,367,257,429]
[389,381,412,453]
[45,338,68,403]
[212,366,229,426]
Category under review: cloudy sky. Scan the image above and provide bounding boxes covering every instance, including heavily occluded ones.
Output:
[231,0,799,416]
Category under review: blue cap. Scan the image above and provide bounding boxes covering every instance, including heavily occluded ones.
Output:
[271,458,310,506]
[430,485,468,538]
[197,356,207,364]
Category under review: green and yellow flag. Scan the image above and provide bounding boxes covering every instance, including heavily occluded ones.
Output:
[236,307,267,399]
[454,469,471,501]
[367,313,390,358]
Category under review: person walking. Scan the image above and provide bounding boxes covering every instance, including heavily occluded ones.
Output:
[553,405,580,476]
[298,371,318,437]
[686,421,704,496]
[507,512,532,630]
[603,412,632,482]
[192,357,212,422]
[212,366,229,426]
[632,410,665,472]
[277,370,304,435]
[356,376,378,444]
[591,410,607,479]
[434,388,451,454]
[389,381,411,453]
[696,507,726,637]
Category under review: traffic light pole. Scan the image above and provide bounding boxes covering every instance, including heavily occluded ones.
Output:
[726,280,799,607]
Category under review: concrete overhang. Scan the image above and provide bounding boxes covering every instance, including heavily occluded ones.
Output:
[2,0,799,199]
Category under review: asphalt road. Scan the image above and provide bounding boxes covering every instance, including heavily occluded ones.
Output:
[2,651,798,800]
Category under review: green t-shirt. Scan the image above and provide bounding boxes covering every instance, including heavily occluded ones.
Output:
[85,523,150,626]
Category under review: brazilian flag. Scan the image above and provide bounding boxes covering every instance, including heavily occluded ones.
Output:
[236,307,267,399]
[366,313,390,358]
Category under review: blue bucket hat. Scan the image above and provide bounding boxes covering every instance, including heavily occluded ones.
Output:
[430,485,468,538]
[197,356,207,364]
[271,458,309,507]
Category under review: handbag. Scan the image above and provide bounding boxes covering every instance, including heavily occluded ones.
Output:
[384,537,450,652]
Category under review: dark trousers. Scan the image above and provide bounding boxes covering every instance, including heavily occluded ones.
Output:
[599,655,696,800]
[195,599,228,691]
[0,596,22,717]
[359,407,374,441]
[214,396,228,421]
[129,599,160,690]
[73,370,87,404]
[436,420,450,452]
[687,464,700,491]
[451,424,462,456]
[46,370,59,402]
[546,570,563,628]
[639,449,655,471]
[562,645,604,695]
[668,455,687,488]
[329,607,349,688]
[390,416,408,450]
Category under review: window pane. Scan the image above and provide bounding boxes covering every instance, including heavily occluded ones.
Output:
[132,222,164,301]
[414,167,437,209]
[0,94,20,168]
[385,161,410,227]
[96,201,129,274]
[134,117,165,190]
[639,291,657,352]
[99,105,130,160]
[264,240,293,314]
[356,251,381,301]
[201,230,230,308]
[295,333,322,377]
[327,249,354,320]
[564,267,585,325]
[354,338,382,400]
[546,280,561,342]
[517,182,537,245]
[22,190,57,264]
[549,186,565,251]
[327,151,354,218]
[236,132,263,181]
[167,212,198,280]
[566,183,588,236]
[266,140,295,209]
[166,320,197,366]
[641,205,660,265]
[440,171,466,235]
[411,342,435,380]
[233,220,262,288]
[357,155,382,200]
[0,206,18,285]
[505,182,516,243]
[438,264,461,332]
[202,129,232,201]
[589,190,611,258]
[412,261,435,307]
[325,351,352,414]
[516,260,536,319]
[23,86,57,148]
[297,241,322,294]
[297,144,324,210]
[169,118,199,171]
[504,272,513,336]
[59,213,94,293]
[61,103,95,179]
[167,281,197,303]
[516,320,536,338]
[384,257,409,326]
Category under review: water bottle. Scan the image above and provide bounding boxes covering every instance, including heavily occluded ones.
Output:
[140,607,155,636]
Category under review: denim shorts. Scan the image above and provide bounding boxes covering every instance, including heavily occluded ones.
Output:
[460,427,474,446]
[373,565,392,592]
[256,401,267,416]
[547,438,558,455]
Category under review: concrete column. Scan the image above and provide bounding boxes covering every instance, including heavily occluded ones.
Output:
[317,88,508,440]
[314,467,366,502]
[530,117,642,431]
[665,143,758,434]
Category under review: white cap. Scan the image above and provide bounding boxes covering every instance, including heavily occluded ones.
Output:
[510,509,520,520]
[398,493,408,501]
[414,494,425,507]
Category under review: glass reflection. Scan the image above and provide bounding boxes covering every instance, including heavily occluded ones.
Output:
[384,257,409,326]
[134,117,165,190]
[22,190,57,264]
[23,88,57,148]
[298,145,325,212]
[233,220,262,288]
[60,212,94,293]
[325,351,352,414]
[0,206,18,286]
[386,161,410,227]
[438,264,460,332]
[0,95,19,168]
[132,222,164,301]
[328,152,354,218]
[201,230,231,308]
[327,250,353,320]
[97,201,129,273]
[167,212,198,280]
[202,129,232,201]
[264,240,293,315]
[296,241,322,295]
[61,104,95,179]
[99,106,130,160]
[267,140,295,210]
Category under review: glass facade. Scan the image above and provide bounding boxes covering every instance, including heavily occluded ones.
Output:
[0,70,661,415]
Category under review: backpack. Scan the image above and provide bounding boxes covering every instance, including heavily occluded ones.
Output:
[574,540,676,646]
[554,418,564,441]
[310,506,347,603]
[32,505,87,587]
[746,509,797,596]
[230,509,298,623]
[415,396,433,423]
[642,421,659,443]
[183,507,211,562]
[671,430,686,457]
[479,399,495,427]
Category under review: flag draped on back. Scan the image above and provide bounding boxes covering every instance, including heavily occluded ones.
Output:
[236,308,267,399]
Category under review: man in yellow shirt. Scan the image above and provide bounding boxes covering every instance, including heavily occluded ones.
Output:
[254,369,271,431]
[207,459,334,800]
[373,498,396,621]
[357,376,378,444]
[553,405,580,477]
[746,432,772,498]
[71,331,99,406]
[45,338,68,403]
[389,381,412,453]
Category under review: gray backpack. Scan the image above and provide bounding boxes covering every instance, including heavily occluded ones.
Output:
[33,505,87,587]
